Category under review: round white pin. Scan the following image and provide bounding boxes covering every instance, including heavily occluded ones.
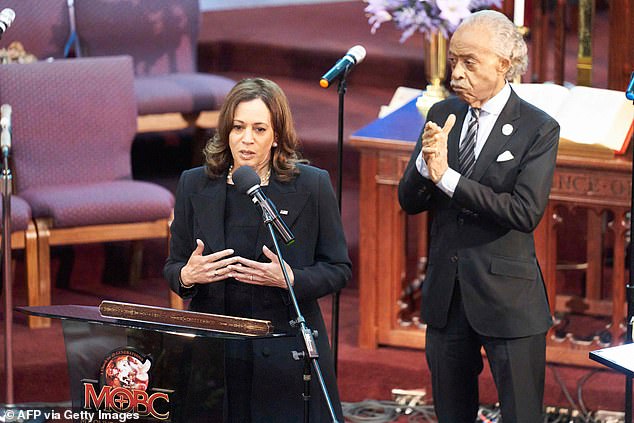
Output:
[502,124,513,136]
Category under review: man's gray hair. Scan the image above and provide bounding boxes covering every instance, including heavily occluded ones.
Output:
[458,10,528,81]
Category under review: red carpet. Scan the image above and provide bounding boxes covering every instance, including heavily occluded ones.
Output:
[0,243,628,415]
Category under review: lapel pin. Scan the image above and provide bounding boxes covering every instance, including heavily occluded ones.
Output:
[502,124,513,136]
[280,210,288,215]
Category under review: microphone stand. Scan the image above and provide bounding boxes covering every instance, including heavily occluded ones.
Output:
[262,208,340,423]
[626,82,634,423]
[1,143,14,405]
[330,66,352,375]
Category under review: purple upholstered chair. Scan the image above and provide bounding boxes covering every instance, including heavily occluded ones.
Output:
[73,0,235,118]
[0,0,70,60]
[0,55,183,313]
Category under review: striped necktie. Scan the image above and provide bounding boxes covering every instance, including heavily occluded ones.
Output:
[458,107,480,178]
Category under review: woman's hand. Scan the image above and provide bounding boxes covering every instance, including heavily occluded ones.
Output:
[180,239,239,286]
[228,245,294,289]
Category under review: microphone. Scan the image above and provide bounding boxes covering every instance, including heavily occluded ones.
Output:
[1,104,11,157]
[233,166,295,245]
[626,71,634,101]
[0,8,15,39]
[319,45,366,89]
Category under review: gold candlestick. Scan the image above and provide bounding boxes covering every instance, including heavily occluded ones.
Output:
[577,0,595,87]
[416,31,449,117]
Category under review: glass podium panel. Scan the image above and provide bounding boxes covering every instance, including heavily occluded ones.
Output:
[17,305,288,423]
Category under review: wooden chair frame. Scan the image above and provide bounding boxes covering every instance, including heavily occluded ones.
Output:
[5,222,42,328]
[33,216,184,314]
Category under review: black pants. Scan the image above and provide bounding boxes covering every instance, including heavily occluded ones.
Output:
[425,283,546,423]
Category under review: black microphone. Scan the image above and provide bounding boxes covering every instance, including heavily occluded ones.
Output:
[233,166,295,245]
[1,104,11,157]
[319,45,366,89]
[0,8,15,39]
[626,71,634,101]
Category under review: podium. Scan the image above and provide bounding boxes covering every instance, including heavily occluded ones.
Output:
[350,98,633,366]
[590,343,634,377]
[17,305,289,423]
[590,344,634,422]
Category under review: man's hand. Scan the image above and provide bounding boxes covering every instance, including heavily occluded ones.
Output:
[422,114,456,183]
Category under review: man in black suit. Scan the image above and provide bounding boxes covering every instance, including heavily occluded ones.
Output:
[398,10,560,423]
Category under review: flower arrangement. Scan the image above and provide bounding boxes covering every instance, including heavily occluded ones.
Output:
[364,0,502,43]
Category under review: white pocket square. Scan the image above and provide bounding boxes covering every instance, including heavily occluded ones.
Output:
[496,151,514,162]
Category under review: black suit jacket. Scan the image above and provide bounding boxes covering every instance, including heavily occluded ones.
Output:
[164,164,351,421]
[398,90,559,338]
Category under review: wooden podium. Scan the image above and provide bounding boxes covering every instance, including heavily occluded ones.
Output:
[350,98,632,366]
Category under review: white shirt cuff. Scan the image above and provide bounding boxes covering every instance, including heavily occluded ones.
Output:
[437,168,459,197]
[415,151,430,178]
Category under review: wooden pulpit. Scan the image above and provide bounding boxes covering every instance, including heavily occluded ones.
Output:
[350,98,632,366]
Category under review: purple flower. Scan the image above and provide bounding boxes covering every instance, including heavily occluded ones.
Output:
[364,0,501,43]
[437,0,472,28]
[470,0,502,9]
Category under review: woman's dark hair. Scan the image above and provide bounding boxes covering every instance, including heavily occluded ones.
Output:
[203,78,305,181]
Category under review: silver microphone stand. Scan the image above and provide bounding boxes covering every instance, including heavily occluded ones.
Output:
[1,103,14,404]
[625,71,634,423]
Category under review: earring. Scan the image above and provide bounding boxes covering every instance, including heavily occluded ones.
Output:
[273,142,278,147]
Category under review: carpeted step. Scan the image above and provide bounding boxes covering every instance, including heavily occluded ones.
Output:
[198,1,430,90]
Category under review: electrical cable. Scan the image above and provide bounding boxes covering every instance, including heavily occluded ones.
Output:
[577,369,602,422]
[342,400,400,423]
[549,364,583,414]
[478,405,502,422]
[407,405,438,422]
[343,396,615,423]
[343,400,439,423]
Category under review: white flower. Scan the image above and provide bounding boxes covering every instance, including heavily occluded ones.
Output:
[368,9,393,33]
[436,0,472,28]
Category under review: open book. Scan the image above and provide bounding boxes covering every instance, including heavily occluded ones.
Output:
[510,83,634,157]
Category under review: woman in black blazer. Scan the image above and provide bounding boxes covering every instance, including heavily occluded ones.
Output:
[163,78,351,422]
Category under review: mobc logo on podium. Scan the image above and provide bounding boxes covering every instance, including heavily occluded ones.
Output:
[81,347,174,422]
